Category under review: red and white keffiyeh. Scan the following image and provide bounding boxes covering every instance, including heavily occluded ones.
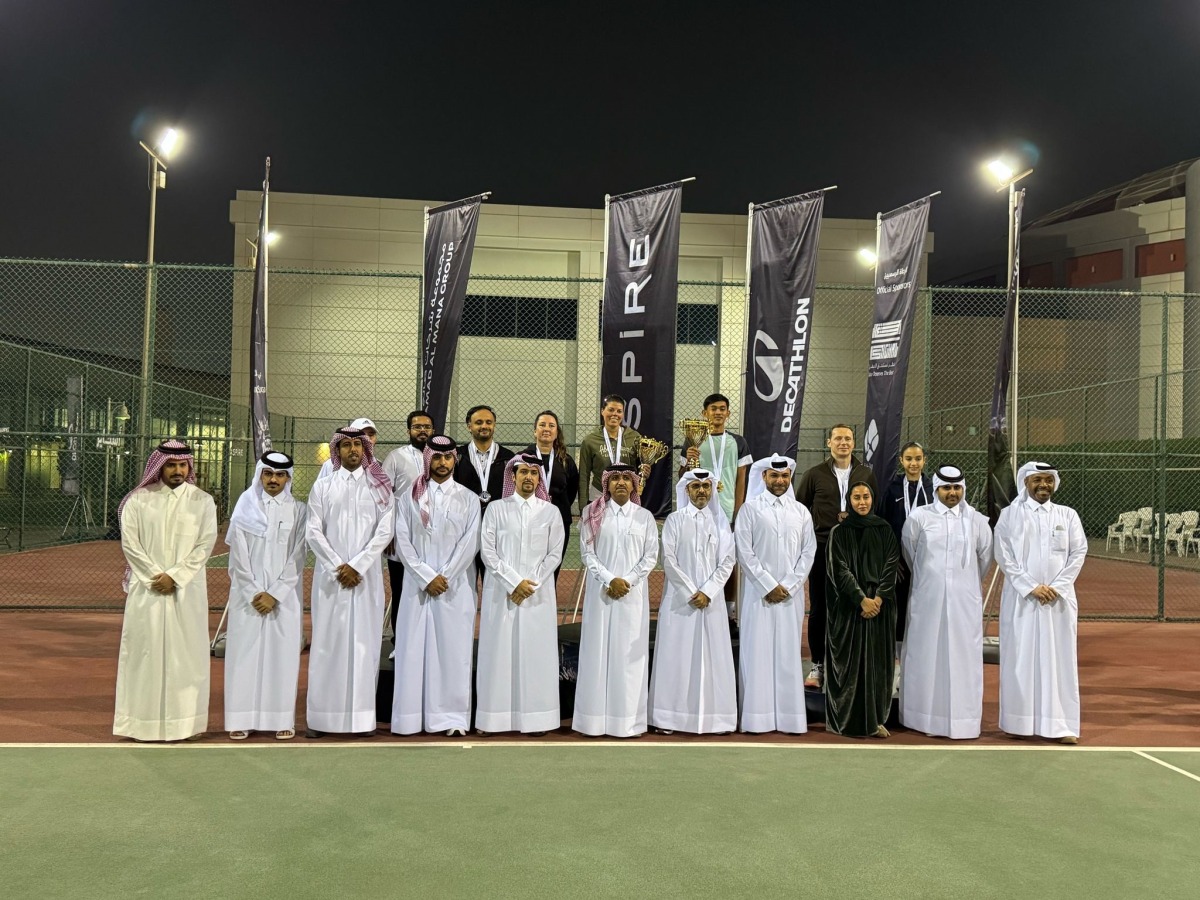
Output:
[329,427,392,509]
[118,439,196,591]
[501,453,551,501]
[581,463,642,547]
[411,434,459,529]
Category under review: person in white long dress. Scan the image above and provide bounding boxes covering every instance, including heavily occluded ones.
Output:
[114,439,218,742]
[735,454,817,734]
[316,416,378,482]
[476,455,565,735]
[899,465,992,739]
[392,435,481,737]
[995,461,1088,743]
[224,451,308,740]
[573,464,659,737]
[648,469,737,734]
[305,426,395,737]
[382,410,436,627]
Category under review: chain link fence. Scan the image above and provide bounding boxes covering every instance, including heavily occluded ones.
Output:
[1,258,1197,619]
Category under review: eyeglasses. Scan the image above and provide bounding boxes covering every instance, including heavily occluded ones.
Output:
[410,424,434,431]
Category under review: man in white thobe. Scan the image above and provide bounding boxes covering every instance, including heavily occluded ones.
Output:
[735,454,817,734]
[316,416,378,482]
[382,410,435,628]
[649,469,737,734]
[392,435,481,736]
[114,439,218,742]
[305,427,395,737]
[224,451,308,740]
[995,461,1087,743]
[477,455,565,735]
[573,464,659,738]
[899,465,992,739]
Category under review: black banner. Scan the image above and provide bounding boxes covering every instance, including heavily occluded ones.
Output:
[601,183,683,517]
[420,195,484,429]
[250,157,273,459]
[987,188,1025,526]
[862,195,932,494]
[744,191,826,460]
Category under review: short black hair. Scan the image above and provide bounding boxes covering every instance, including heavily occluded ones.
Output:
[601,393,626,408]
[828,423,855,438]
[703,393,730,409]
[465,405,496,424]
[407,409,435,429]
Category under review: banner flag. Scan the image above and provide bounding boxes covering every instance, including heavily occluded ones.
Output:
[601,182,683,517]
[250,157,273,459]
[420,194,485,429]
[987,188,1025,525]
[862,195,933,495]
[743,190,826,460]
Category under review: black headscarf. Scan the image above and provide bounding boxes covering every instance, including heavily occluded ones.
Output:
[841,479,891,532]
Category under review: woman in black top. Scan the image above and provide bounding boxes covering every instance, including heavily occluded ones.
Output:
[879,441,933,648]
[523,410,579,582]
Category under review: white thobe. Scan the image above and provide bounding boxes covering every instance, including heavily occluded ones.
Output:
[899,501,992,739]
[224,495,308,733]
[305,467,395,733]
[114,482,218,741]
[995,496,1087,738]
[383,446,424,562]
[649,505,737,733]
[573,501,659,737]
[391,480,481,733]
[477,495,565,733]
[735,493,817,733]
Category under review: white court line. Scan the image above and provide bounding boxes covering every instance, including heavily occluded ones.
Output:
[2,741,1199,752]
[1133,749,1200,783]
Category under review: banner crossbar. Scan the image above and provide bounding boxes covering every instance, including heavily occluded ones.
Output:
[880,190,941,220]
[752,185,837,211]
[608,178,695,203]
[427,192,492,215]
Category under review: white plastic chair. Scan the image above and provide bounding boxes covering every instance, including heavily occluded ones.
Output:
[1168,510,1198,557]
[1132,507,1155,553]
[1106,511,1138,553]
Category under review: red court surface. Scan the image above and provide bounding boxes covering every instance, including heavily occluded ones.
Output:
[0,611,1196,747]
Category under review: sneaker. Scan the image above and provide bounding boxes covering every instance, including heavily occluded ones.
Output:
[804,662,823,688]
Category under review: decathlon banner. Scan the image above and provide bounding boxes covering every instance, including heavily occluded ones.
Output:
[743,190,826,459]
[862,194,932,492]
[420,194,485,429]
[250,157,273,458]
[986,188,1025,526]
[601,182,683,517]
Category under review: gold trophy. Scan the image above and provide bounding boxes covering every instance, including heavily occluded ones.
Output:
[679,418,711,471]
[636,437,670,494]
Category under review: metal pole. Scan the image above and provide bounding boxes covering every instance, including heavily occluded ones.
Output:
[139,152,160,459]
[1008,182,1019,478]
[103,398,112,529]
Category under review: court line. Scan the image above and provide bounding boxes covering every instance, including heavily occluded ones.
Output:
[2,741,1198,752]
[1132,749,1200,783]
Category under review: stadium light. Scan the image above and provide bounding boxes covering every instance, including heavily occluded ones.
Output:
[136,125,183,456]
[857,247,877,267]
[983,153,1034,474]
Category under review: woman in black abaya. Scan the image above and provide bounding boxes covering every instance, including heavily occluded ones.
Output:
[825,480,901,738]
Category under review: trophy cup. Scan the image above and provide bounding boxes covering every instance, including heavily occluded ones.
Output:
[679,418,711,471]
[636,436,670,493]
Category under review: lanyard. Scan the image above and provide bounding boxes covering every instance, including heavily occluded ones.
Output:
[472,443,498,491]
[709,433,728,479]
[903,478,927,517]
[602,427,623,465]
[535,446,555,483]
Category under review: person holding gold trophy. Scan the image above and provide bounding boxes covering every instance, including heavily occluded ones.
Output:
[577,394,652,511]
[679,394,753,629]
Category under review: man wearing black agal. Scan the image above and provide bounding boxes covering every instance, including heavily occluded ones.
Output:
[795,423,877,690]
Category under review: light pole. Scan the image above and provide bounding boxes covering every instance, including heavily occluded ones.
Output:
[137,127,180,456]
[986,158,1033,474]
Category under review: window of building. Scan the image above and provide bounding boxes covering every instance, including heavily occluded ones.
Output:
[461,296,579,340]
[677,303,719,345]
[1135,239,1185,278]
[1065,249,1123,287]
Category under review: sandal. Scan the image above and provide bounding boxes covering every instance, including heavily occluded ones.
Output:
[229,731,250,741]
[873,725,891,739]
[275,729,296,741]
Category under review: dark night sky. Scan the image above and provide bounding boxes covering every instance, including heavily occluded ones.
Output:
[2,0,1198,282]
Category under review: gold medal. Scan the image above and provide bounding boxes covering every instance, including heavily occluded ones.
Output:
[717,480,725,492]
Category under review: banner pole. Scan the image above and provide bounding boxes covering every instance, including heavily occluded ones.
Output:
[418,205,430,410]
[599,193,611,405]
[741,202,754,432]
[1009,185,1022,477]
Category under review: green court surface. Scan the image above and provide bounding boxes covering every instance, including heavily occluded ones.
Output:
[4,745,1197,899]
